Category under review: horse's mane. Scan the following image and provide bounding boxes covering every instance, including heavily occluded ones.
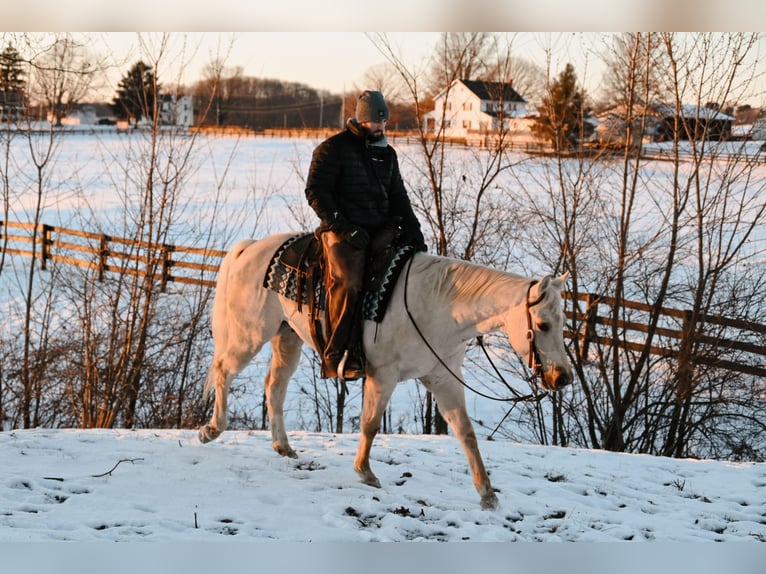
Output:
[416,253,530,307]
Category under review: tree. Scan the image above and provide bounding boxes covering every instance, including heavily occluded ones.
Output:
[0,43,26,93]
[599,33,672,108]
[503,32,766,460]
[370,32,535,434]
[533,63,588,149]
[426,33,494,97]
[31,34,97,126]
[112,60,157,126]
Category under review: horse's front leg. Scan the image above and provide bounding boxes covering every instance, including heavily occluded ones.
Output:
[422,375,498,510]
[354,375,396,488]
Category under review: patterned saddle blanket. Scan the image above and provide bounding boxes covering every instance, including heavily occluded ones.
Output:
[263,232,415,323]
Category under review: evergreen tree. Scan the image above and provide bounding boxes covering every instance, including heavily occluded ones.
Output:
[533,63,588,150]
[0,43,26,93]
[111,60,157,125]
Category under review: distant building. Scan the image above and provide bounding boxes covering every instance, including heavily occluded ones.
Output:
[750,118,766,140]
[159,94,194,127]
[57,103,115,126]
[422,79,529,142]
[0,90,25,121]
[595,103,735,145]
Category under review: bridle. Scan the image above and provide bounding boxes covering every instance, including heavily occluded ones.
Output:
[402,256,548,406]
[524,279,547,382]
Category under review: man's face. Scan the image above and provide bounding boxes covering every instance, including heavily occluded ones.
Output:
[361,119,386,142]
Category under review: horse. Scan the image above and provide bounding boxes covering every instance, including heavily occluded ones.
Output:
[198,231,572,510]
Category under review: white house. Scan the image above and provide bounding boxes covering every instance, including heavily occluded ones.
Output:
[159,94,194,127]
[750,118,766,140]
[422,79,528,141]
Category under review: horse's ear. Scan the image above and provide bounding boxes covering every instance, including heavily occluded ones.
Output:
[553,272,570,288]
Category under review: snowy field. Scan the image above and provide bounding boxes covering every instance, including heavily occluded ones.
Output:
[1,428,765,570]
[3,133,766,566]
[3,428,766,542]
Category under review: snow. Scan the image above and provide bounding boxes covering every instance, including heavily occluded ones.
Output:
[3,133,766,569]
[2,428,765,543]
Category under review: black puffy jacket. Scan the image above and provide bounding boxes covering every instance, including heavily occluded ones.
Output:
[305,120,424,246]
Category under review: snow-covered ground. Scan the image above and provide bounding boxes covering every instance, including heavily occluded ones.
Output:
[3,133,766,568]
[2,428,766,572]
[1,428,765,542]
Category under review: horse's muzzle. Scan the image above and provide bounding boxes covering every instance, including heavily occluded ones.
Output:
[542,366,573,392]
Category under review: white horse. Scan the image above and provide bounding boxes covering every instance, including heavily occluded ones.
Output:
[199,232,572,509]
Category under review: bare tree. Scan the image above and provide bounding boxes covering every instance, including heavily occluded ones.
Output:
[599,32,673,108]
[368,32,536,433]
[29,33,100,126]
[502,32,766,460]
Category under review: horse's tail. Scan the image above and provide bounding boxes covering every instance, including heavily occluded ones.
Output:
[204,238,258,398]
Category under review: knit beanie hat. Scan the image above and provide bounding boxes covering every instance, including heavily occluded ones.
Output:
[355,90,390,123]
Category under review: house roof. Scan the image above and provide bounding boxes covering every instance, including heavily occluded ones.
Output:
[460,79,526,103]
[599,102,734,122]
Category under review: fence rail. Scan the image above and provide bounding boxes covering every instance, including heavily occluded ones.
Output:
[3,220,766,378]
[564,292,766,379]
[0,220,227,290]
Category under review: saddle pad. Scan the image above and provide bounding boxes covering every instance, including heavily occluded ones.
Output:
[361,242,415,322]
[263,233,415,323]
[263,234,324,310]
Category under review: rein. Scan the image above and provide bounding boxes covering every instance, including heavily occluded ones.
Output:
[402,256,548,406]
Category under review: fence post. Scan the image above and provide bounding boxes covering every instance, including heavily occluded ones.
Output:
[579,293,599,360]
[40,223,53,270]
[160,243,174,292]
[98,234,110,281]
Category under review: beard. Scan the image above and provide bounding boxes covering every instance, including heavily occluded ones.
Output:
[361,125,385,142]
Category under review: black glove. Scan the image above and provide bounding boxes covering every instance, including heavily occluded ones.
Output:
[331,220,370,250]
[400,227,427,252]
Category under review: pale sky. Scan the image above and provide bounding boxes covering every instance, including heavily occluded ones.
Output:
[86,32,766,107]
[83,32,612,101]
[6,31,766,107]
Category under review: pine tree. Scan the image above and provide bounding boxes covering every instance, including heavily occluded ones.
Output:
[533,63,587,150]
[0,43,26,93]
[111,61,157,126]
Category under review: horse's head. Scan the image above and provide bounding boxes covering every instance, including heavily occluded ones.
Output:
[508,272,573,391]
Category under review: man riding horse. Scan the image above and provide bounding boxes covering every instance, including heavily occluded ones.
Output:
[305,90,426,381]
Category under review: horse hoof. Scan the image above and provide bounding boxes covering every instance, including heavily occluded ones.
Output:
[480,493,499,510]
[357,472,381,489]
[274,444,298,459]
[198,425,221,444]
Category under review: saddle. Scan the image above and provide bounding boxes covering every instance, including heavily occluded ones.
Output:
[263,231,416,355]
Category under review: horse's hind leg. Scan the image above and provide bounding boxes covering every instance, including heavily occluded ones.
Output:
[199,354,245,443]
[198,340,262,443]
[265,323,303,458]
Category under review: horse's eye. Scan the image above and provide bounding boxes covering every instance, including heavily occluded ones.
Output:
[537,322,550,332]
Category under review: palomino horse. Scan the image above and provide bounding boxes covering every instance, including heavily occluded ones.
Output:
[199,232,572,509]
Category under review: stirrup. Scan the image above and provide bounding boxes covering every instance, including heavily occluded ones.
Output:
[337,349,364,381]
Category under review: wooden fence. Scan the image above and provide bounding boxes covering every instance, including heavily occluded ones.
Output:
[565,292,766,379]
[3,219,766,378]
[0,220,227,290]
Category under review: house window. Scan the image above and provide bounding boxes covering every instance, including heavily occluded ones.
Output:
[462,120,471,129]
[462,102,472,111]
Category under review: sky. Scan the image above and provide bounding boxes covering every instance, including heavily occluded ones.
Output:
[8,30,763,108]
[77,32,610,98]
[6,0,766,106]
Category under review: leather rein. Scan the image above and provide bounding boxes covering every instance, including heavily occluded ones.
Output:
[402,256,548,405]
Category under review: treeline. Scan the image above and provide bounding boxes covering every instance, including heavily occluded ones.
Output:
[192,76,421,131]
